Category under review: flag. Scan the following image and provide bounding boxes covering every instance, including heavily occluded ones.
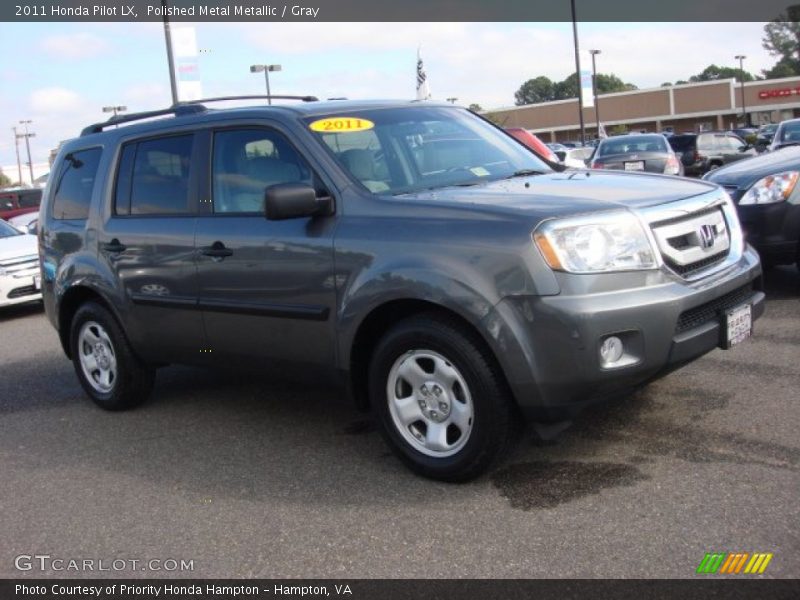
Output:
[416,47,431,100]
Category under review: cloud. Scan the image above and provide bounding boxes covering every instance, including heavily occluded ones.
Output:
[41,32,109,60]
[30,87,83,113]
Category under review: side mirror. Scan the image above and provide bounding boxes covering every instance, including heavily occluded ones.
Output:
[27,220,38,235]
[264,183,333,221]
[555,151,566,162]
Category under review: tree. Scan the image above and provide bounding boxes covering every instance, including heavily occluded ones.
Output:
[468,103,483,112]
[762,6,800,77]
[514,76,556,105]
[0,170,11,188]
[689,64,756,82]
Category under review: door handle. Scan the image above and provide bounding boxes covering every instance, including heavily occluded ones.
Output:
[201,241,233,259]
[102,239,127,253]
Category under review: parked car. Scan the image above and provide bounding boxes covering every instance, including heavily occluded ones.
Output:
[504,128,559,163]
[768,118,800,152]
[590,134,682,175]
[0,188,42,221]
[41,98,763,481]
[0,219,41,308]
[756,123,778,152]
[705,146,800,269]
[8,212,38,235]
[668,132,757,176]
[545,143,589,169]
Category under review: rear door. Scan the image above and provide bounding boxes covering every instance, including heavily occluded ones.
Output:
[99,132,203,363]
[193,124,337,369]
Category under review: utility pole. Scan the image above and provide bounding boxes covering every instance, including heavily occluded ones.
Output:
[12,126,23,185]
[162,0,179,104]
[735,55,748,126]
[570,0,586,144]
[18,120,35,186]
[589,49,601,138]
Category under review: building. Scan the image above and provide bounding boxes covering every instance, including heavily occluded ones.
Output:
[485,76,800,142]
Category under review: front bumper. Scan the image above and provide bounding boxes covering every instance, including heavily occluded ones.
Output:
[736,201,800,265]
[484,246,763,421]
[0,271,41,307]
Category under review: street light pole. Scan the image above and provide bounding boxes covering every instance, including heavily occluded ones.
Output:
[570,0,586,144]
[250,64,282,104]
[162,0,179,105]
[735,54,747,126]
[18,120,35,186]
[12,127,23,185]
[446,97,458,104]
[103,105,128,118]
[589,49,601,139]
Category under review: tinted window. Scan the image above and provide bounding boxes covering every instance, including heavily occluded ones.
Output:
[697,134,716,152]
[597,135,668,157]
[114,143,137,216]
[212,128,313,213]
[668,135,695,152]
[129,135,193,215]
[18,191,42,208]
[725,136,746,152]
[0,219,22,238]
[777,121,800,144]
[52,148,102,220]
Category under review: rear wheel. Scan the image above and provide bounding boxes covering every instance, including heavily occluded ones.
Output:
[70,302,154,411]
[369,314,518,482]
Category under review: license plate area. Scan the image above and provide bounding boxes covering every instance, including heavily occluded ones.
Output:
[624,161,645,171]
[723,303,752,348]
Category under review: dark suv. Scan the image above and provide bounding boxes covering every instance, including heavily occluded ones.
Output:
[669,132,757,176]
[40,98,764,481]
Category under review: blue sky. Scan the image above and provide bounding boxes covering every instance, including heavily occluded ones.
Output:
[0,21,773,170]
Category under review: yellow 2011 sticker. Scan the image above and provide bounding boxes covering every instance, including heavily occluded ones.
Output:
[309,117,375,133]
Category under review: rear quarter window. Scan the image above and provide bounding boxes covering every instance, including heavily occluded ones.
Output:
[51,148,102,220]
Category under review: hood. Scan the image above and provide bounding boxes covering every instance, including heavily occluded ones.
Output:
[0,233,38,261]
[398,170,716,218]
[705,146,800,188]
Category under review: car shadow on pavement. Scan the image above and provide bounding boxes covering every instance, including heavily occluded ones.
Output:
[0,300,43,322]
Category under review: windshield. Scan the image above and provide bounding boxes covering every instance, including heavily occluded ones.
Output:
[597,135,669,156]
[777,121,800,144]
[0,219,23,238]
[761,124,777,134]
[305,106,551,195]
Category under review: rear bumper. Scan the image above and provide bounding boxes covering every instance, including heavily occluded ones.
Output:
[483,247,763,421]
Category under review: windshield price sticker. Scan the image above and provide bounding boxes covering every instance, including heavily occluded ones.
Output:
[309,117,375,133]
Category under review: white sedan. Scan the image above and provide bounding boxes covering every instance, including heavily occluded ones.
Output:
[7,212,38,235]
[0,219,41,308]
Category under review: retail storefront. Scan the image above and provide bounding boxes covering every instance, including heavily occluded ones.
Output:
[485,77,800,143]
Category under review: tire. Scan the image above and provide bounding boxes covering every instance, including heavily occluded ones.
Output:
[369,313,519,482]
[69,301,155,411]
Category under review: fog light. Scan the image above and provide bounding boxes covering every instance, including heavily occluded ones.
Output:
[600,336,624,366]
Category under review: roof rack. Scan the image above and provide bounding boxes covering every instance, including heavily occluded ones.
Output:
[80,95,319,137]
[80,104,207,136]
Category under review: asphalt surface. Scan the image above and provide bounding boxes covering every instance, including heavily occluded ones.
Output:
[0,267,798,579]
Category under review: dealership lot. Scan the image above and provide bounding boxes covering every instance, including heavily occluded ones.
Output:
[0,267,798,579]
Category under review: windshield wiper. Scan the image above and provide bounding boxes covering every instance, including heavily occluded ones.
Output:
[505,169,546,179]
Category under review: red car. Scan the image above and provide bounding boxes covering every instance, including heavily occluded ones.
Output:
[0,188,42,221]
[505,128,559,163]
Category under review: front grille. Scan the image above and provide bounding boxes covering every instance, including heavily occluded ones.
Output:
[0,254,39,276]
[7,285,38,299]
[649,206,730,279]
[675,284,753,333]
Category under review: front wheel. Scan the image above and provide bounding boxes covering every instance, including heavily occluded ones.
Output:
[70,301,155,411]
[369,314,518,481]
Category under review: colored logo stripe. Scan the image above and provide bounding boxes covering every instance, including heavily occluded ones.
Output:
[697,552,773,574]
[744,553,773,574]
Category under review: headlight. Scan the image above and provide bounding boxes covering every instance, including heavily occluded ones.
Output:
[533,211,657,273]
[739,171,799,205]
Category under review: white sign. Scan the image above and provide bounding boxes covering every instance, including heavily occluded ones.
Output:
[580,69,594,108]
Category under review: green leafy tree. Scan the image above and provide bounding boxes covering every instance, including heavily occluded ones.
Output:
[514,76,556,105]
[762,6,800,77]
[468,103,483,112]
[0,170,11,188]
[689,64,756,82]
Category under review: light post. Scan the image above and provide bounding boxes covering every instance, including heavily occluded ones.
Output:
[11,127,23,185]
[570,0,586,144]
[161,0,178,104]
[735,55,747,126]
[446,97,458,104]
[589,49,601,139]
[250,64,282,104]
[18,120,35,186]
[102,105,128,118]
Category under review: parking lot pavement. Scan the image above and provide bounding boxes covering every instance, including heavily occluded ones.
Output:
[0,268,798,580]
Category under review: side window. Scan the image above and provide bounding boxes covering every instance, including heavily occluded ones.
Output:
[18,193,41,208]
[212,128,313,214]
[697,134,716,152]
[320,130,391,193]
[127,135,194,215]
[727,136,745,152]
[52,148,102,220]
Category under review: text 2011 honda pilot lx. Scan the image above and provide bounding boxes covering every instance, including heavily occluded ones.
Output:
[40,99,764,481]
